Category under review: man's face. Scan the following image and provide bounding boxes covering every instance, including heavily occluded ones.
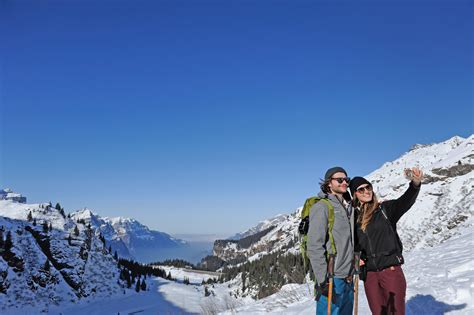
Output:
[328,172,349,194]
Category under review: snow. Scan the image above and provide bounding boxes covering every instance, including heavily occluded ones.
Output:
[160,266,220,285]
[47,272,247,315]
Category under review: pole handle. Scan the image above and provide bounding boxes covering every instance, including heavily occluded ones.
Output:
[354,251,361,275]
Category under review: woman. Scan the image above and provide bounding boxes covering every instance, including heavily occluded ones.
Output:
[350,167,423,315]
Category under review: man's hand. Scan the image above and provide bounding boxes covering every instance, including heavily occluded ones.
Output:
[317,281,329,298]
[315,280,336,303]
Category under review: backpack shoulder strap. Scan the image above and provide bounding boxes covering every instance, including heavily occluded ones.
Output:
[319,198,336,256]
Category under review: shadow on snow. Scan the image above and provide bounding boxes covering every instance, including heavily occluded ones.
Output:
[407,294,467,315]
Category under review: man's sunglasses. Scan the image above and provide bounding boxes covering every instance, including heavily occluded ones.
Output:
[331,177,351,184]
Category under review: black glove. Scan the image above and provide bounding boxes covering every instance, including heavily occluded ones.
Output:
[315,280,337,303]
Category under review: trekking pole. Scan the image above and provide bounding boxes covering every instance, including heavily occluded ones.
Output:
[353,252,361,315]
[327,254,335,314]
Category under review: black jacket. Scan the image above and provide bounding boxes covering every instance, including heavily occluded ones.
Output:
[355,182,420,272]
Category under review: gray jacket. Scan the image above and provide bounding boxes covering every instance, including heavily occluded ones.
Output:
[307,191,354,285]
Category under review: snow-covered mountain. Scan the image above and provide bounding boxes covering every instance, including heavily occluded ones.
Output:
[227,214,289,241]
[210,214,299,265]
[211,135,474,265]
[70,208,187,262]
[0,200,126,313]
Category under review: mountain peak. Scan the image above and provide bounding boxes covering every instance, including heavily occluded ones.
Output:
[76,207,95,217]
[409,135,466,153]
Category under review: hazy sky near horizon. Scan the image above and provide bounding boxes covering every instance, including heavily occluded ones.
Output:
[1,0,472,235]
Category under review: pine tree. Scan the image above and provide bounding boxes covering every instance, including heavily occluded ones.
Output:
[141,279,146,291]
[44,260,50,272]
[74,225,79,236]
[49,223,53,232]
[4,231,13,252]
[114,251,118,260]
[126,271,132,288]
[135,278,141,292]
[68,234,72,245]
[0,229,4,249]
[42,221,49,233]
[108,245,112,253]
[99,234,105,245]
[33,218,37,226]
[55,203,61,211]
[27,211,33,222]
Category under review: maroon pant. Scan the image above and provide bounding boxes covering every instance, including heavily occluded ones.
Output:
[364,265,407,315]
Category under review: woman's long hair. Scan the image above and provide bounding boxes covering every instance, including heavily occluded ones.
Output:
[353,192,380,232]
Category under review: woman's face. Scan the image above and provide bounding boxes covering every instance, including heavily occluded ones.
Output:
[355,184,373,204]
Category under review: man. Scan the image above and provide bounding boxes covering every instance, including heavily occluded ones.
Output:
[307,166,354,315]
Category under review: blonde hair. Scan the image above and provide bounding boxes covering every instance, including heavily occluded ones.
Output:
[354,193,379,232]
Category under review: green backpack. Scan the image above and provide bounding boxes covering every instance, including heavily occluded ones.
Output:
[298,197,336,275]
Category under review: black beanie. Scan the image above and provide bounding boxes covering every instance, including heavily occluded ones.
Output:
[349,176,371,196]
[324,167,347,180]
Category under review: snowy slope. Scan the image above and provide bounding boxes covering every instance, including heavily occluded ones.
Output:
[49,268,251,315]
[0,200,126,314]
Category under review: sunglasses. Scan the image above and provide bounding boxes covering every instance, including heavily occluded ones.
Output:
[356,185,373,194]
[331,177,351,184]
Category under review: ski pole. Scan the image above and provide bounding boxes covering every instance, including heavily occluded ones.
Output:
[327,254,335,314]
[354,252,361,315]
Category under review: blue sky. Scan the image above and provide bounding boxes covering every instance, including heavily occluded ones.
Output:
[1,0,472,235]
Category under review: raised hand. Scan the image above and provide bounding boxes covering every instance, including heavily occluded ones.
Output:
[406,167,423,186]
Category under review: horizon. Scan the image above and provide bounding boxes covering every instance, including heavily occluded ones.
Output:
[1,0,472,235]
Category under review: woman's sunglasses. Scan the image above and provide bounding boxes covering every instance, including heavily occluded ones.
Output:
[356,185,373,194]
